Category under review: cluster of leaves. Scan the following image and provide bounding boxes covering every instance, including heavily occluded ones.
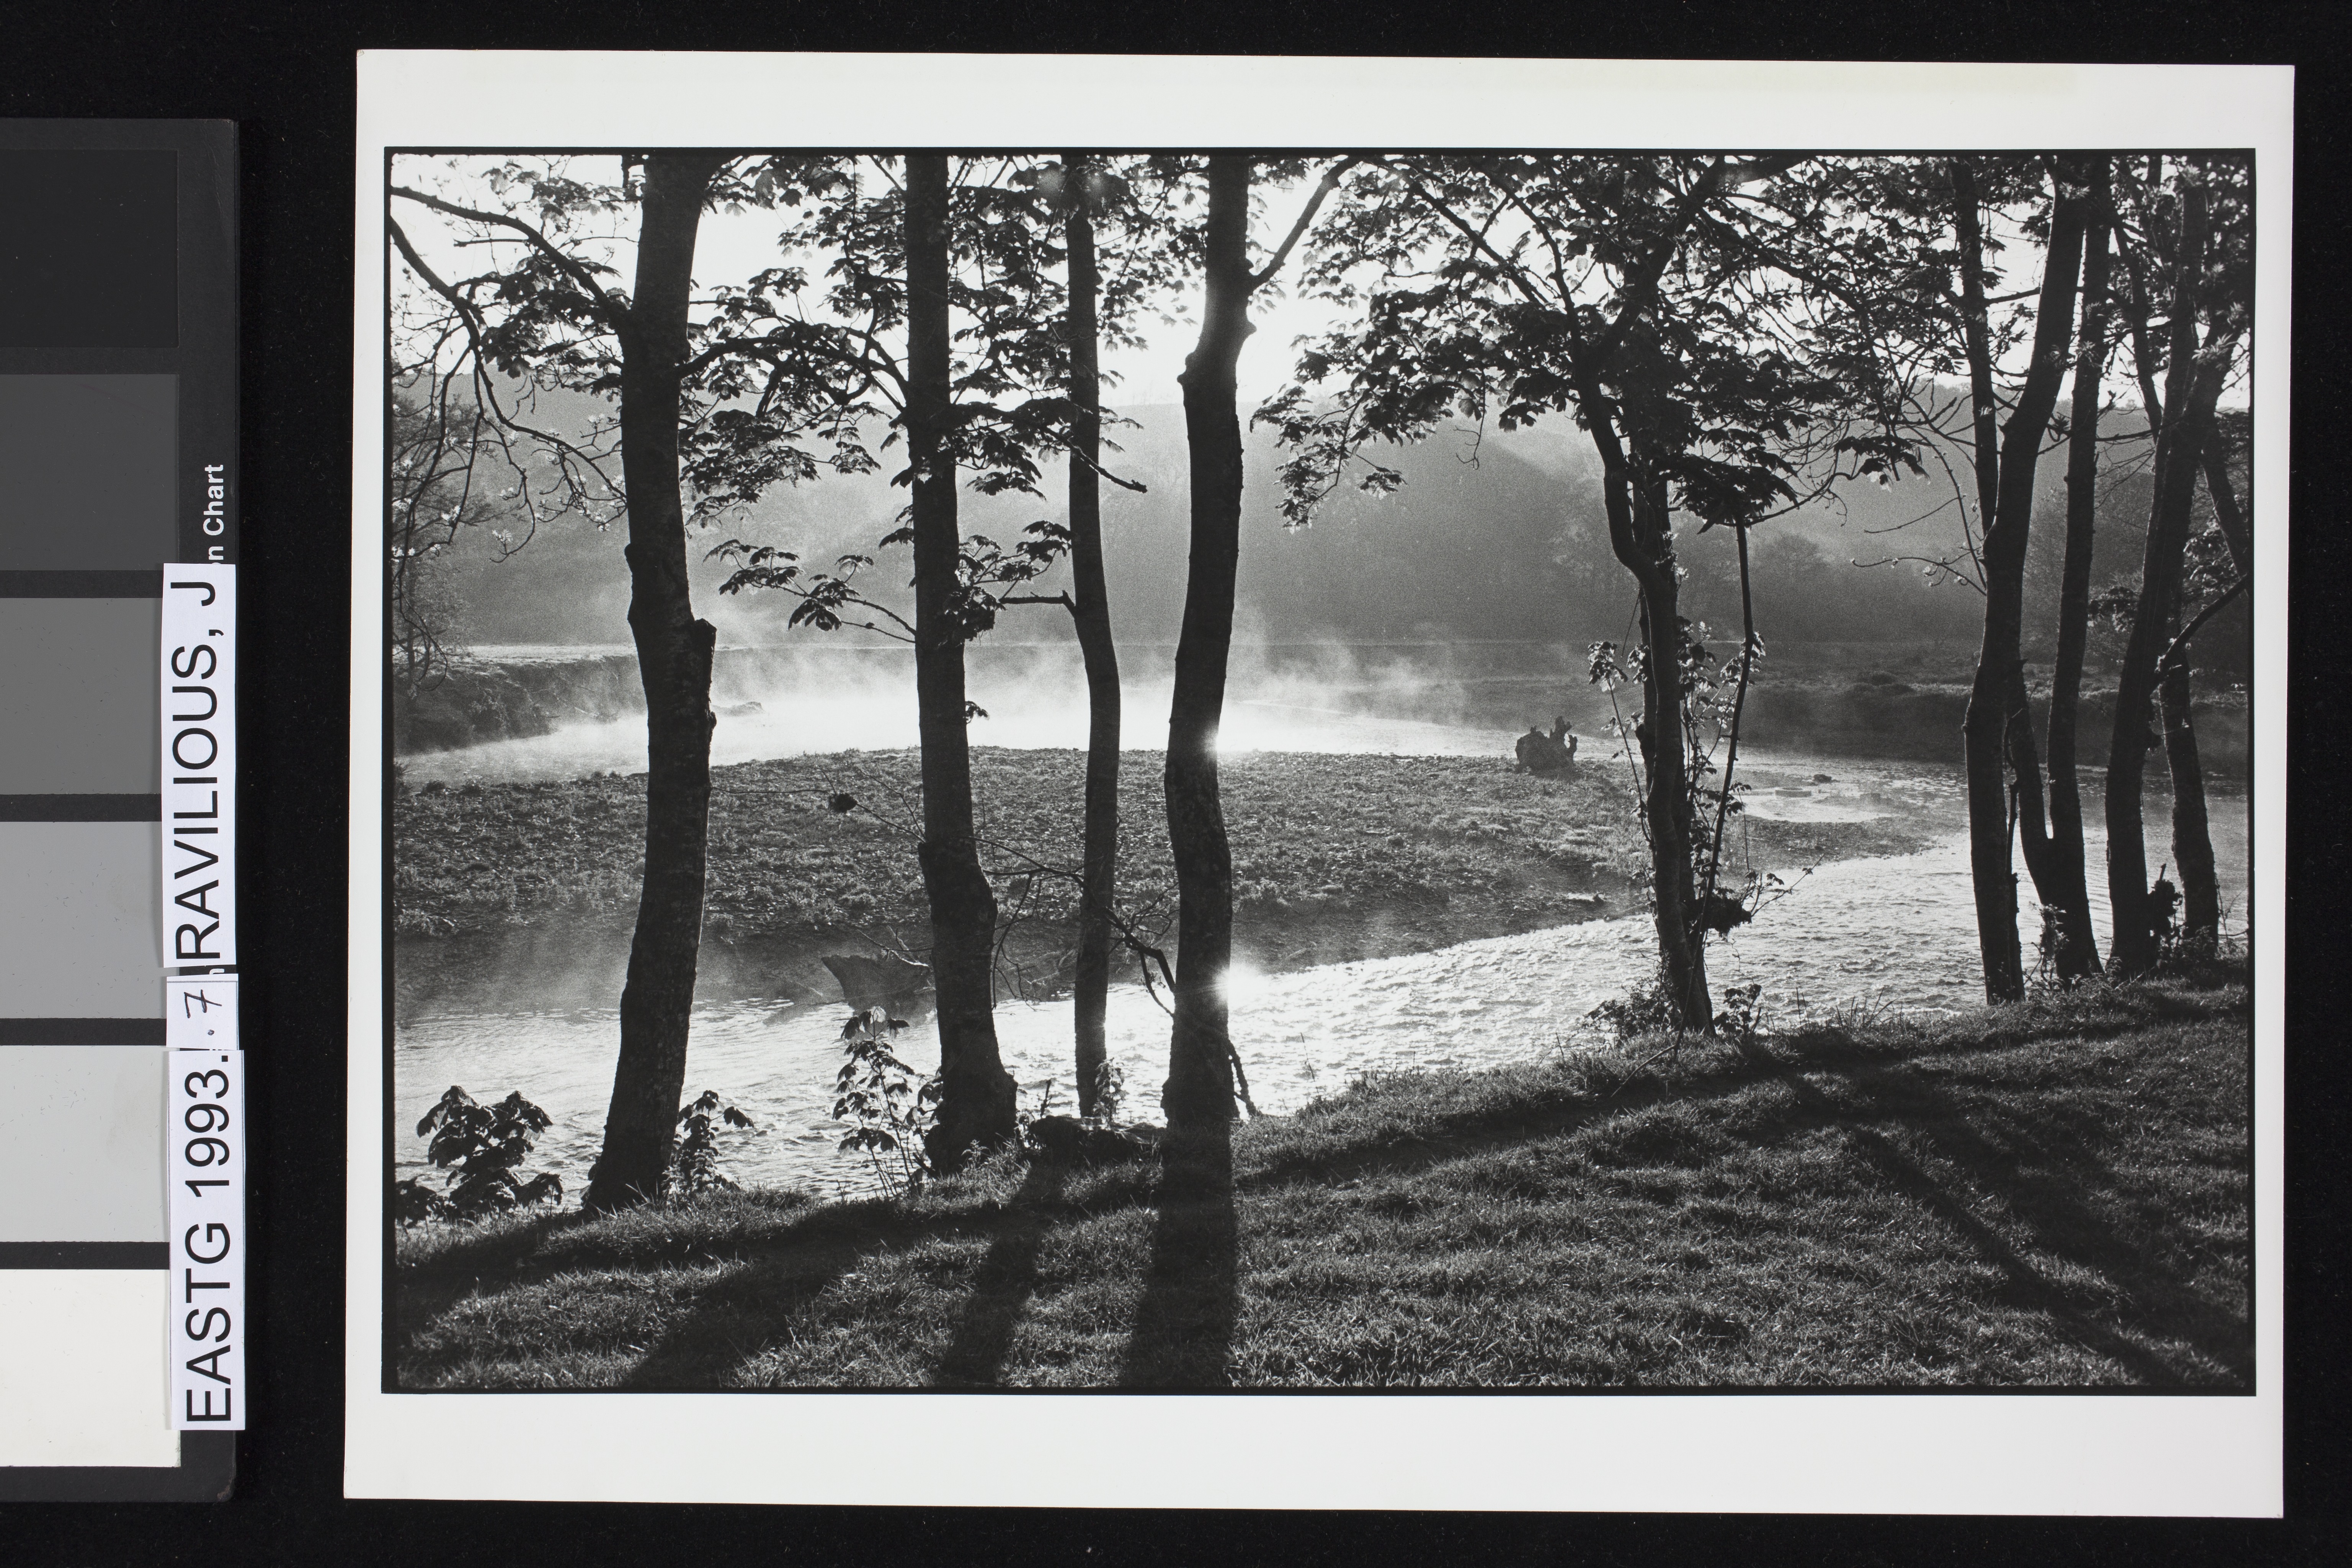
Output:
[2088,581,2142,639]
[388,154,1027,557]
[833,1008,939,1196]
[1262,154,1920,1003]
[1589,974,1772,1047]
[388,158,647,535]
[671,1090,761,1199]
[1714,982,1766,1046]
[708,519,1071,650]
[1585,976,1683,1043]
[1088,1058,1128,1126]
[687,157,1166,650]
[2108,155,2254,379]
[691,155,1214,655]
[396,1086,562,1225]
[1838,153,2252,595]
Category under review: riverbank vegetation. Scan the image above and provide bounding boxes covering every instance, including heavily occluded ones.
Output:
[393,747,1928,974]
[393,965,2249,1389]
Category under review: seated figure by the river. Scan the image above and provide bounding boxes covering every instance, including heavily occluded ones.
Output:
[822,950,933,1014]
[1515,716,1578,776]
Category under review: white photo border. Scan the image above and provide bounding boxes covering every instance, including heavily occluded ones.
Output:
[348,51,2292,1512]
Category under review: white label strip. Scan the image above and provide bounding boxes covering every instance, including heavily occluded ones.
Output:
[166,975,244,1431]
[162,565,237,971]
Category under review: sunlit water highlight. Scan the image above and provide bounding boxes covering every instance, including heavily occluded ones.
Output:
[394,743,2246,1201]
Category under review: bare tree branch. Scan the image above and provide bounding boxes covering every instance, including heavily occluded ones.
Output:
[2160,574,2247,676]
[387,214,628,510]
[390,183,632,333]
[1249,157,1358,291]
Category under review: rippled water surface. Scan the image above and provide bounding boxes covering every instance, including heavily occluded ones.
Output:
[394,745,2247,1200]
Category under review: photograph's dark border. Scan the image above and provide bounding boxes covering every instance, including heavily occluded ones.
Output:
[377,141,2263,1398]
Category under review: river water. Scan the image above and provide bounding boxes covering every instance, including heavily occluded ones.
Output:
[393,703,2249,1200]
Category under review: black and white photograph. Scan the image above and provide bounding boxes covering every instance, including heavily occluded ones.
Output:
[347,53,2289,1511]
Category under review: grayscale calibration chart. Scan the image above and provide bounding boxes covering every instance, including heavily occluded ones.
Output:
[1,119,239,1503]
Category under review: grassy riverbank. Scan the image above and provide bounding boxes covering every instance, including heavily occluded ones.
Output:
[394,748,1929,1001]
[394,968,2250,1389]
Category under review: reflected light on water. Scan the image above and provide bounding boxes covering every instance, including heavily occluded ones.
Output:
[395,739,2249,1202]
[1217,958,1268,1004]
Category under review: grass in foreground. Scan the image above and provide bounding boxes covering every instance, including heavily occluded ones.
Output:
[394,971,2249,1390]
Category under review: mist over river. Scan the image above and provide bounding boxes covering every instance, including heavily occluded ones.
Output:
[392,641,2249,1200]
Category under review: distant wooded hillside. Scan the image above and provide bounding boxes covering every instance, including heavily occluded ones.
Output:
[423,398,2243,675]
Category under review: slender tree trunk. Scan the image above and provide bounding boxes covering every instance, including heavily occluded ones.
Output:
[1162,157,1253,1131]
[2198,418,2252,578]
[584,153,726,1211]
[1951,160,2018,1004]
[1952,162,2005,556]
[2161,656,2221,945]
[2006,665,2065,948]
[2197,421,2254,946]
[1700,521,1757,920]
[2107,178,2218,975]
[1065,157,1121,1120]
[2151,411,2247,955]
[1957,160,2086,1003]
[2046,160,2111,981]
[1538,185,1718,1030]
[1563,370,1710,1026]
[1631,467,1710,1026]
[905,155,1018,1170]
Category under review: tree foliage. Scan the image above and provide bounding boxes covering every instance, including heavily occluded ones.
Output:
[1261,155,1919,533]
[1260,153,1924,1024]
[699,155,1195,650]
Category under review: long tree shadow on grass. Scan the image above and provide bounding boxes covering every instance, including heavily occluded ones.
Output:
[1734,1034,2241,1386]
[1782,1036,2252,1383]
[929,1160,1065,1387]
[397,1160,1165,1389]
[1225,1003,2193,1199]
[1238,1070,1747,1195]
[397,1197,971,1389]
[614,1173,1134,1390]
[614,1238,879,1390]
[1118,1120,1239,1388]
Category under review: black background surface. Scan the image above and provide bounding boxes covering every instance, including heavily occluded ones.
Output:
[3,4,2346,1563]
